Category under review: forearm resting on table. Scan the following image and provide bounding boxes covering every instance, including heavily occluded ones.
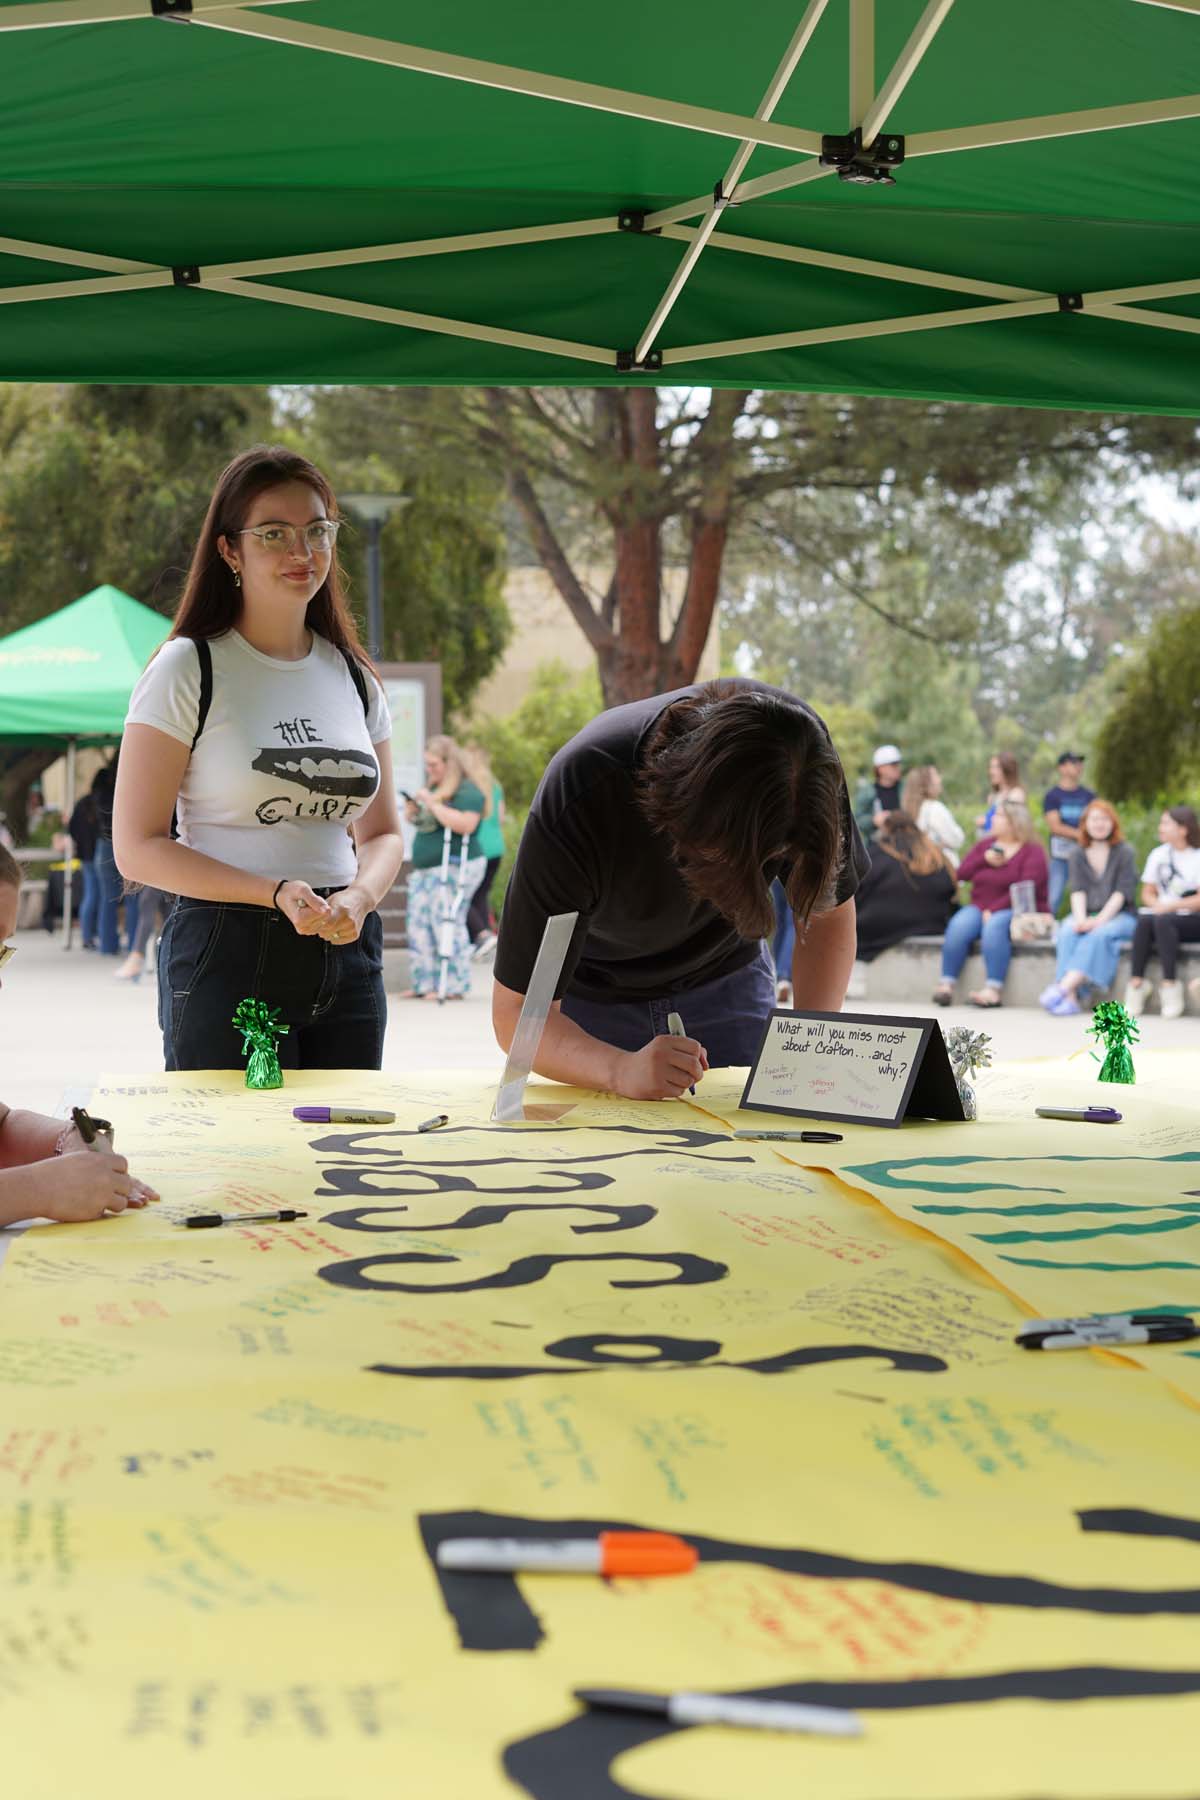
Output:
[0,1107,61,1168]
[790,897,857,1012]
[493,983,622,1092]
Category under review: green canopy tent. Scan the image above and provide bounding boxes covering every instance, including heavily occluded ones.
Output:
[2,0,1200,411]
[0,584,169,940]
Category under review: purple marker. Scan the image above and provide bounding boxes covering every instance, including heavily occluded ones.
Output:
[292,1106,396,1124]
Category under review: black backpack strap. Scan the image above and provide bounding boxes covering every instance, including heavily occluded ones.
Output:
[340,646,371,721]
[191,638,213,750]
[171,638,213,842]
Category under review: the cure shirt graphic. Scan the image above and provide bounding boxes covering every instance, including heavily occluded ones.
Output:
[126,630,391,888]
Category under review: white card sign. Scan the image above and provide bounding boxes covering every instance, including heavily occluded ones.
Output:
[740,1010,966,1129]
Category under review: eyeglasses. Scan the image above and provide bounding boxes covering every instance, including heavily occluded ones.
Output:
[0,943,16,970]
[230,520,340,556]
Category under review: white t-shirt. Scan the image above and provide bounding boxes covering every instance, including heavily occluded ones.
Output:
[1141,842,1200,899]
[126,630,391,887]
[916,797,965,866]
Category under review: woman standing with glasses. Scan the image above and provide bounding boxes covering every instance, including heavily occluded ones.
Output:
[113,446,404,1071]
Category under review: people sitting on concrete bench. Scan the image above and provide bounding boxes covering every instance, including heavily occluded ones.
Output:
[1124,805,1200,1020]
[855,812,957,964]
[933,801,1049,1009]
[1039,800,1137,1016]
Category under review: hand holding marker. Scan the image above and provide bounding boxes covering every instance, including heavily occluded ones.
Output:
[667,1012,698,1097]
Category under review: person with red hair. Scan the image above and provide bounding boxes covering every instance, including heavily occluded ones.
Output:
[1039,800,1138,1015]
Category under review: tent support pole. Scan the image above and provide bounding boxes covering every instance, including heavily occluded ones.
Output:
[632,0,830,364]
[860,0,957,144]
[192,9,825,158]
[62,738,76,951]
[0,0,317,27]
[849,0,874,125]
[663,294,1060,365]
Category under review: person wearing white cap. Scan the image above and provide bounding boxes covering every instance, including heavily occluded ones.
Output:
[853,745,903,840]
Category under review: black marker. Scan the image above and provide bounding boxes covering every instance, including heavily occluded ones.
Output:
[183,1210,308,1229]
[733,1130,843,1143]
[1019,1322,1199,1351]
[71,1105,114,1152]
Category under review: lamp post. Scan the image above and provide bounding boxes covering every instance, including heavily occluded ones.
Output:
[341,493,410,659]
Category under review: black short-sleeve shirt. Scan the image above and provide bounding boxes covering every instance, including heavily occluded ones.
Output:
[494,681,868,1004]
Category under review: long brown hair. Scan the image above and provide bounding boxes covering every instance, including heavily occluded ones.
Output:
[637,681,848,939]
[169,445,370,670]
[901,766,939,816]
[1166,804,1200,848]
[876,810,952,879]
[988,751,1021,792]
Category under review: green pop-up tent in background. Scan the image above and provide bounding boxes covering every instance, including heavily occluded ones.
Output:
[0,584,169,941]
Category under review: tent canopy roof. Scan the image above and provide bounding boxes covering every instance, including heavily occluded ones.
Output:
[3,0,1200,410]
[0,584,169,741]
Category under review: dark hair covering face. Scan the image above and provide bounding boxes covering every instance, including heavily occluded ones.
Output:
[636,682,847,940]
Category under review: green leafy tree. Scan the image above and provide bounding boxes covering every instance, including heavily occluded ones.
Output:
[280,387,510,720]
[0,382,270,827]
[1094,603,1200,804]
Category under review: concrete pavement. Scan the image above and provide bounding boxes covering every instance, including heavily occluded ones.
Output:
[2,925,1194,1116]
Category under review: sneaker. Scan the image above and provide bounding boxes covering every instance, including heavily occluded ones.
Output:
[1124,980,1151,1017]
[471,930,498,963]
[1048,990,1081,1016]
[1038,982,1065,1013]
[1160,979,1185,1020]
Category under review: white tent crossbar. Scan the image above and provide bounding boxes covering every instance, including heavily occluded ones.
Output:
[662,295,1060,365]
[0,234,157,275]
[192,9,826,158]
[660,225,1042,301]
[849,0,874,126]
[201,217,620,281]
[0,0,315,28]
[632,0,830,365]
[860,0,957,144]
[203,275,614,366]
[1090,301,1200,334]
[0,270,172,307]
[643,159,831,230]
[907,92,1200,158]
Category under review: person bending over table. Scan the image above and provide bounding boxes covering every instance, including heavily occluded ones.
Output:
[492,680,869,1101]
[933,800,1049,1009]
[114,445,405,1072]
[0,845,158,1224]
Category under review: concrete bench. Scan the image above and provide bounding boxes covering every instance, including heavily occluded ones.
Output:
[857,934,1199,1012]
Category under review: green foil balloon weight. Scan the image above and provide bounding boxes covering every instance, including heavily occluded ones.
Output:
[232,998,288,1090]
[1087,1000,1138,1085]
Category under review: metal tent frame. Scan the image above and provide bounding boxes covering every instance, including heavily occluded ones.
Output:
[3,0,1200,379]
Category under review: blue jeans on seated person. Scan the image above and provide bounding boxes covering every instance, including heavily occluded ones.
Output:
[1055,912,1135,994]
[559,942,776,1069]
[158,895,385,1071]
[1048,855,1071,919]
[940,904,1014,989]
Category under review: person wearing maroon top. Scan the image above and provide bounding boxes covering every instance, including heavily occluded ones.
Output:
[933,800,1049,1007]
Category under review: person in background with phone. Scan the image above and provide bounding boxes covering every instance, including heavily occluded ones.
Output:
[933,800,1048,1008]
[0,843,159,1224]
[1124,805,1200,1019]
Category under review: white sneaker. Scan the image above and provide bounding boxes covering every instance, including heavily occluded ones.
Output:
[1160,980,1185,1020]
[471,929,498,963]
[1124,980,1151,1017]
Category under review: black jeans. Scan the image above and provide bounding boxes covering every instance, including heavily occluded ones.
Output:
[159,896,386,1071]
[466,856,501,941]
[1130,909,1200,981]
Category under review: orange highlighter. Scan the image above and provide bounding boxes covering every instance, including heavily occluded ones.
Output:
[435,1531,697,1575]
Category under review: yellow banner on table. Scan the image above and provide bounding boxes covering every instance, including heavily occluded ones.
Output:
[1,1067,1198,1800]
